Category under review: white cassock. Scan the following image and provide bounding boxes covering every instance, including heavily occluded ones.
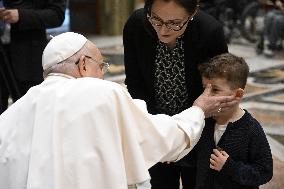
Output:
[0,74,205,189]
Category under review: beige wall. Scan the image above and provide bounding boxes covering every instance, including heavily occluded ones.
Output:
[99,0,146,35]
[134,0,145,9]
[70,0,145,35]
[99,0,131,35]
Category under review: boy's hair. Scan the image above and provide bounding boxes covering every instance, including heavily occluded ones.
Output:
[199,53,249,89]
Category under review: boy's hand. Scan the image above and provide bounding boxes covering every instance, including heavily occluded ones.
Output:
[210,149,229,171]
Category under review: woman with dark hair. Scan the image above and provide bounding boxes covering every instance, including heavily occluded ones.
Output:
[123,0,229,188]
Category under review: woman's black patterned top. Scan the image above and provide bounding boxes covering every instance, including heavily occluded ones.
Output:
[154,36,189,116]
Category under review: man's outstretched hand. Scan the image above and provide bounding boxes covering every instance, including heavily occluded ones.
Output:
[193,84,240,118]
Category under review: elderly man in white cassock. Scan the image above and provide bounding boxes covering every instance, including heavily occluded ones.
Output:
[0,32,238,189]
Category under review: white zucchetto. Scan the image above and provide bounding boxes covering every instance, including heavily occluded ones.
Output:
[42,32,87,70]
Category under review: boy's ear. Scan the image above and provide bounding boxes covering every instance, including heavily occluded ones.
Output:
[235,88,244,98]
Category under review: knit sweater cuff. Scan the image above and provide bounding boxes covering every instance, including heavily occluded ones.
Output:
[220,157,237,176]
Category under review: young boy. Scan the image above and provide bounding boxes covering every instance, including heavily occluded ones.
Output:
[194,53,273,189]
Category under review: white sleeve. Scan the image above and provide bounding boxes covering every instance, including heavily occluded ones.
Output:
[170,106,205,161]
[113,84,205,168]
[132,99,148,113]
[154,106,204,163]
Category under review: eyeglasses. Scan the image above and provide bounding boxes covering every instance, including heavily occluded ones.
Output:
[147,13,192,31]
[76,55,110,74]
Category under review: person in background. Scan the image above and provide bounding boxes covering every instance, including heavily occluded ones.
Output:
[123,0,228,188]
[0,0,12,114]
[0,32,238,189]
[0,0,6,113]
[263,0,284,57]
[0,0,66,113]
[195,53,273,189]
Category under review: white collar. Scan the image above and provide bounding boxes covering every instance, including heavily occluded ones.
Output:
[46,73,76,79]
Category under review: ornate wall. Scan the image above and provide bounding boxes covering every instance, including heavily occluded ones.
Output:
[69,0,144,35]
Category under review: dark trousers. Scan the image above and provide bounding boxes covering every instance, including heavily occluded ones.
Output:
[0,75,40,114]
[0,43,38,114]
[264,10,284,49]
[0,43,11,114]
[149,162,196,189]
[0,77,9,113]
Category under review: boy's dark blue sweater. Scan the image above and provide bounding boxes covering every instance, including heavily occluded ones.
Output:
[194,110,273,189]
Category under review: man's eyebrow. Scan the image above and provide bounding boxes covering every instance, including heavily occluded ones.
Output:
[86,55,108,63]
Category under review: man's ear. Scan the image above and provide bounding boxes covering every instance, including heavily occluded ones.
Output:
[235,88,244,98]
[78,55,87,75]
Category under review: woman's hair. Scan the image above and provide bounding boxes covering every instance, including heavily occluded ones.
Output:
[144,0,199,15]
[198,53,249,89]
